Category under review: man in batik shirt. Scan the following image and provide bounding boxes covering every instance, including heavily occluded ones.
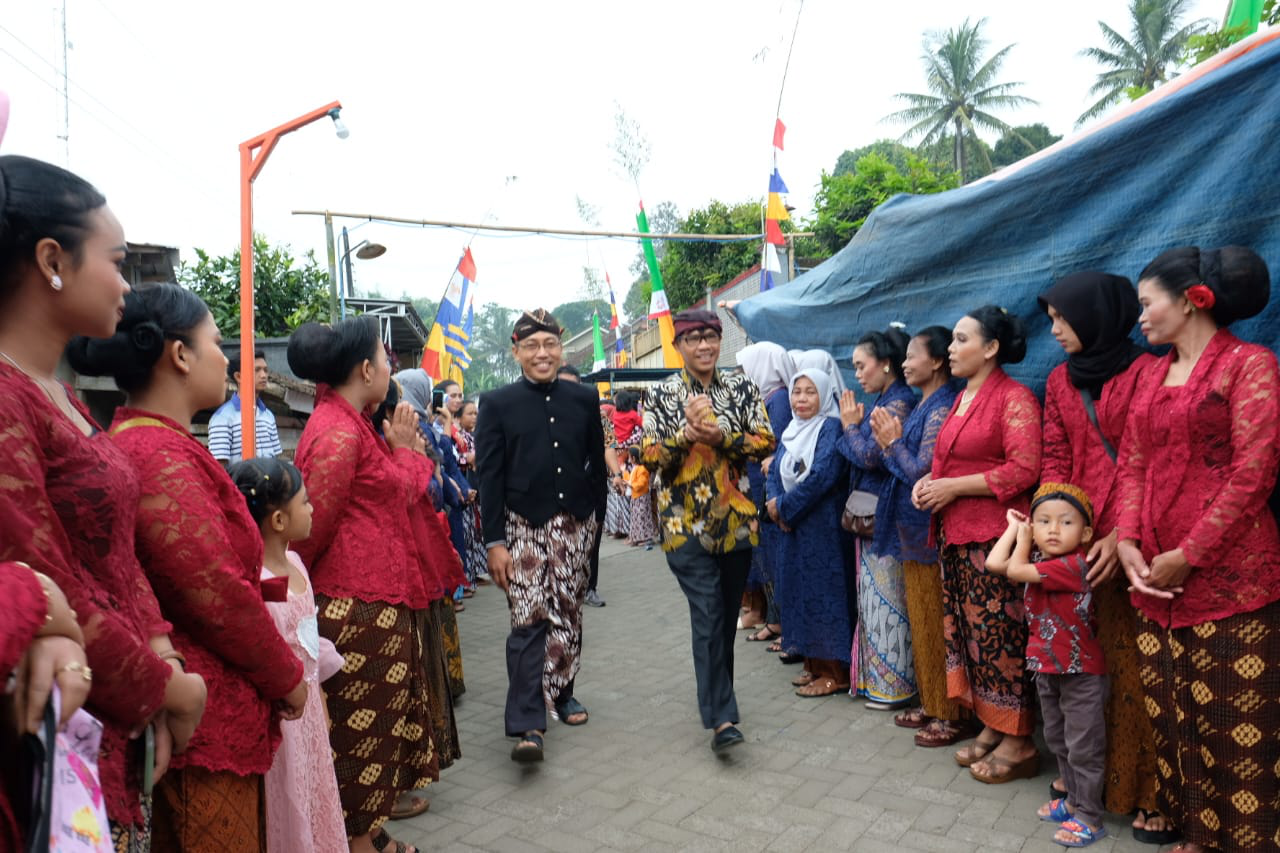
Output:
[641,309,775,753]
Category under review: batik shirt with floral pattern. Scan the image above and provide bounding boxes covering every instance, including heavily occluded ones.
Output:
[642,369,775,553]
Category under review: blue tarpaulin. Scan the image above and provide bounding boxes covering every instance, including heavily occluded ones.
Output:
[738,31,1280,393]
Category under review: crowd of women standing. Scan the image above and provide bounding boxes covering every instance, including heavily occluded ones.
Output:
[738,251,1280,851]
[0,155,468,853]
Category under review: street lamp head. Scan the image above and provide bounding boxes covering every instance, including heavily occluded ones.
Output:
[328,108,350,139]
[355,242,386,260]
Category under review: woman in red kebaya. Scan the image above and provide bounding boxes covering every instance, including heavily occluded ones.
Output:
[912,305,1041,785]
[1038,271,1170,843]
[289,318,438,853]
[1116,246,1280,853]
[73,283,307,853]
[0,155,206,851]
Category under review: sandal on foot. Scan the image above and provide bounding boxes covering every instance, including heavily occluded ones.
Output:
[1038,798,1073,823]
[1132,810,1181,845]
[969,752,1040,784]
[1050,782,1069,801]
[915,719,972,748]
[795,677,849,697]
[389,792,430,820]
[791,671,815,687]
[511,731,544,762]
[766,640,784,653]
[778,652,805,665]
[954,734,1001,766]
[372,829,419,853]
[1055,818,1107,847]
[747,627,781,642]
[894,706,932,729]
[553,697,588,726]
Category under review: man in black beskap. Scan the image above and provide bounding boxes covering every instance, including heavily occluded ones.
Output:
[475,308,607,763]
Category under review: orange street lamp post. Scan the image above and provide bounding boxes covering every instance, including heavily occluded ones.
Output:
[238,100,347,457]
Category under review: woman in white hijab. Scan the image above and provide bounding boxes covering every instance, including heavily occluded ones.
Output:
[735,343,797,638]
[765,368,852,696]
[792,349,849,402]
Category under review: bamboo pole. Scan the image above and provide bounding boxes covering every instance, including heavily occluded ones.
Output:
[292,209,813,242]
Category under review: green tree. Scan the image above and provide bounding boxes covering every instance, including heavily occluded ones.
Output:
[887,18,1037,180]
[833,140,915,176]
[1185,0,1278,65]
[811,154,960,256]
[178,235,331,337]
[551,299,612,337]
[461,302,521,392]
[659,200,762,311]
[1078,0,1209,125]
[918,134,995,182]
[991,123,1062,168]
[623,277,651,323]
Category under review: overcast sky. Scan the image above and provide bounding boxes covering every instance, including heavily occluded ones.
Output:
[1,0,1226,322]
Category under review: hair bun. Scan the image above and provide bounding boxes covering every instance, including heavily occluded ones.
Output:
[1212,246,1270,324]
[129,320,165,358]
[287,318,380,386]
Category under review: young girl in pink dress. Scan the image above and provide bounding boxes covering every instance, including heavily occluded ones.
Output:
[228,457,347,853]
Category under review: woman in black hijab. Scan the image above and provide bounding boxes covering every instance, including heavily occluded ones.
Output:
[1038,271,1173,845]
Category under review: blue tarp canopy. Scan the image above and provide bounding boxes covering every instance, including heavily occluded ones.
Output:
[738,31,1280,393]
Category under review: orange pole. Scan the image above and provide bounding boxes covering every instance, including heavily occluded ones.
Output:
[237,100,342,458]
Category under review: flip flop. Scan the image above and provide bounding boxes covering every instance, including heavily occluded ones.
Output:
[1038,798,1073,823]
[1055,818,1107,848]
[372,828,419,853]
[969,752,1040,784]
[914,719,974,748]
[388,793,430,820]
[1132,810,1181,845]
[893,706,932,729]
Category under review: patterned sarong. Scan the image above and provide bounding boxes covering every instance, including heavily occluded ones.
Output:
[316,596,437,838]
[505,511,598,708]
[1137,600,1280,850]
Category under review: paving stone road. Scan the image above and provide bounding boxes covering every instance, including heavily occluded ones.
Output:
[392,538,1167,852]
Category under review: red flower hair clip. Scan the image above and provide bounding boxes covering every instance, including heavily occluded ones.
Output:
[1186,284,1215,309]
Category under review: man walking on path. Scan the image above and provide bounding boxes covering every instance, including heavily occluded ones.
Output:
[476,309,607,762]
[642,309,775,753]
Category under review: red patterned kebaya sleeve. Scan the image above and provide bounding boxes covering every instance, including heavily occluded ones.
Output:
[390,446,434,499]
[1180,349,1280,567]
[984,384,1043,502]
[0,562,45,678]
[0,412,169,727]
[294,424,360,568]
[1040,376,1072,485]
[135,445,302,701]
[1113,388,1150,544]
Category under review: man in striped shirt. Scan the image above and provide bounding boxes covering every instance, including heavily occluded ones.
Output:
[207,351,282,464]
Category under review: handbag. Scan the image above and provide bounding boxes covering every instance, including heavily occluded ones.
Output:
[26,687,112,853]
[841,489,879,537]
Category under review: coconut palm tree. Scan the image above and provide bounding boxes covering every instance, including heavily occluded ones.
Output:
[886,18,1036,181]
[1077,0,1210,125]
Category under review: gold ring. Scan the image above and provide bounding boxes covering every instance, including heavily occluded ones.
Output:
[60,661,92,681]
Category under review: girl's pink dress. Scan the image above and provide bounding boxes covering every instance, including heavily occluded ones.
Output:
[262,553,348,852]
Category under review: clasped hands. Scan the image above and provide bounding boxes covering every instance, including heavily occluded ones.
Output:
[1117,540,1189,599]
[911,474,962,511]
[683,395,724,445]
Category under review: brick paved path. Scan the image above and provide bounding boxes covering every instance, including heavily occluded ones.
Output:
[393,539,1162,852]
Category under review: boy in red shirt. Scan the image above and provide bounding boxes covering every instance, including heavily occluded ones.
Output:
[987,482,1107,848]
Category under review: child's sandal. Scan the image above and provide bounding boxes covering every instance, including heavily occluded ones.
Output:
[1055,819,1107,848]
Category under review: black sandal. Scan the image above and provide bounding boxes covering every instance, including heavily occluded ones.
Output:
[554,697,588,726]
[1132,809,1181,845]
[511,731,544,762]
[372,828,419,853]
[778,652,804,665]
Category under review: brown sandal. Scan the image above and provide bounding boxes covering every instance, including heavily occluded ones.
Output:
[795,677,849,697]
[969,752,1040,784]
[791,671,815,687]
[893,706,931,729]
[914,719,973,748]
[372,828,419,853]
[954,734,1001,766]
